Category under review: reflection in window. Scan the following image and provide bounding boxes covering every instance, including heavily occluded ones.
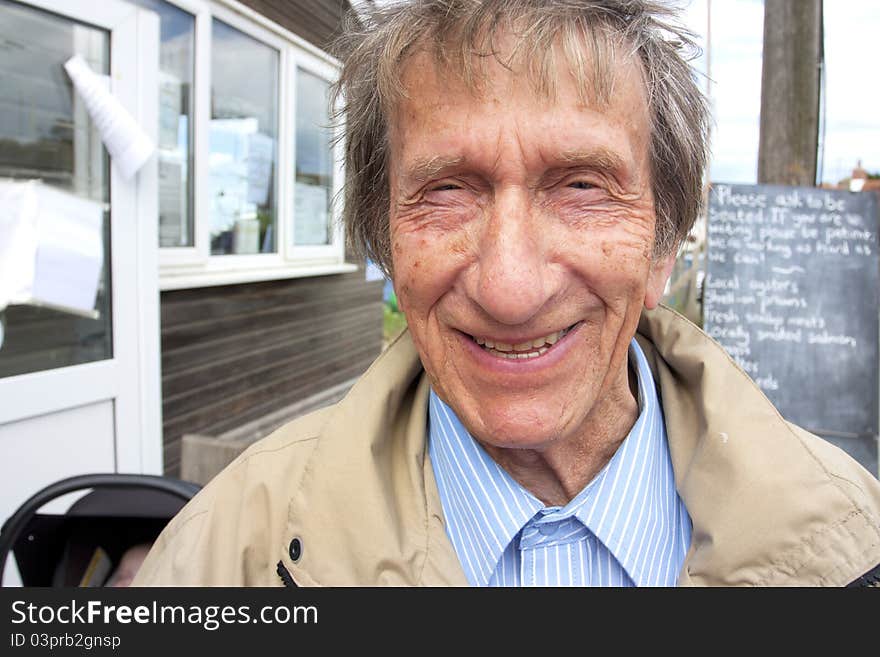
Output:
[294,70,334,246]
[130,0,196,248]
[209,19,278,255]
[0,0,113,379]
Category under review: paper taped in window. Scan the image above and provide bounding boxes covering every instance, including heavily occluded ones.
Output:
[0,179,103,319]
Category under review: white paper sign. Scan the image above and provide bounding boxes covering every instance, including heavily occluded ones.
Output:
[158,158,186,246]
[247,132,274,205]
[294,182,329,246]
[0,180,38,311]
[0,180,103,317]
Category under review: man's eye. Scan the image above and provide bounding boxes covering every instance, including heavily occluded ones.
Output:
[568,181,594,190]
[430,183,462,192]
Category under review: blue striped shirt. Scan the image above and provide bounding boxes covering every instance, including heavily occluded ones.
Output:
[427,338,691,586]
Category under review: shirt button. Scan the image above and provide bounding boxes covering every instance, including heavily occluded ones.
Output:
[538,523,556,537]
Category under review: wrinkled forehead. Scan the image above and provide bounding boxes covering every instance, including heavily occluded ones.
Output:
[386,19,649,120]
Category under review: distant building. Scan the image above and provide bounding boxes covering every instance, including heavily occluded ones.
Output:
[837,160,880,197]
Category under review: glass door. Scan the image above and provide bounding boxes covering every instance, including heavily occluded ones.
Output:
[0,0,113,378]
[0,0,161,584]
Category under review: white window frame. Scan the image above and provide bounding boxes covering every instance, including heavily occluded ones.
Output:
[155,0,209,269]
[287,56,347,263]
[157,0,355,290]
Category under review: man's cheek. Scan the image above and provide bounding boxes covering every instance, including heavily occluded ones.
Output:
[398,245,462,291]
[395,283,409,313]
[587,238,654,281]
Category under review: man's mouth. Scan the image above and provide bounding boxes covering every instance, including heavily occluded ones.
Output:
[469,323,579,360]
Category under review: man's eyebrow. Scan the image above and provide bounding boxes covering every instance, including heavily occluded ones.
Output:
[557,148,627,172]
[404,155,467,182]
[403,149,626,182]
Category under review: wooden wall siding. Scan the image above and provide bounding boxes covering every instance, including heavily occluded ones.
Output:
[161,271,383,476]
[237,0,353,51]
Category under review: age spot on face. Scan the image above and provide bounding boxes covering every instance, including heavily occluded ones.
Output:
[450,236,470,257]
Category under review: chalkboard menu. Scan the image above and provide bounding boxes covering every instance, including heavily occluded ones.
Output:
[704,183,879,473]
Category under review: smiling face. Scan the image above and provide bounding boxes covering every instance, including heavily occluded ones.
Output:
[388,44,675,454]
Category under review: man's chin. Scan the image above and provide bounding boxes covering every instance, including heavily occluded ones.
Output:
[432,380,598,447]
[463,414,579,453]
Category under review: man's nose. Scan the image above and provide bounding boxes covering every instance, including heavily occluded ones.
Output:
[468,188,553,326]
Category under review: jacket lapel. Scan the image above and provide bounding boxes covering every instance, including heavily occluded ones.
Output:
[638,306,880,586]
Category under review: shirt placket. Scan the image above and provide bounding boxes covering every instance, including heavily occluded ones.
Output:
[518,514,586,586]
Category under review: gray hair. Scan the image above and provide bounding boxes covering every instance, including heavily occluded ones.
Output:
[332,0,710,276]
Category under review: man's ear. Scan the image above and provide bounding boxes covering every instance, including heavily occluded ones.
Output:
[644,252,678,310]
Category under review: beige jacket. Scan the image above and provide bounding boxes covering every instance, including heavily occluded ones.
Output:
[134,306,880,587]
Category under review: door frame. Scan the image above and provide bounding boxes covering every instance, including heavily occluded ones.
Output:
[0,0,161,474]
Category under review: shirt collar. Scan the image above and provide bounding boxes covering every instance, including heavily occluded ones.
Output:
[428,338,679,587]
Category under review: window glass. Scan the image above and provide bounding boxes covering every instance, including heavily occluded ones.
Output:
[130,0,196,248]
[209,19,278,255]
[0,0,112,379]
[293,69,334,246]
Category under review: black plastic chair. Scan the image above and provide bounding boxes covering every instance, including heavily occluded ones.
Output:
[0,473,200,586]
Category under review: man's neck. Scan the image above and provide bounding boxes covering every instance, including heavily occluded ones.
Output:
[479,363,640,507]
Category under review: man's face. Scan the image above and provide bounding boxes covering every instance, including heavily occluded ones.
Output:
[388,47,674,452]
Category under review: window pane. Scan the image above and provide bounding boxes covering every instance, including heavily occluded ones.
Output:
[293,69,334,246]
[0,0,112,379]
[209,19,278,255]
[129,0,196,248]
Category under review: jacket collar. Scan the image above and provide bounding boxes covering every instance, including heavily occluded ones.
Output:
[637,307,880,586]
[283,306,880,586]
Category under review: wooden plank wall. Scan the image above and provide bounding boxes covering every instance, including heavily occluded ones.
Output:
[161,270,383,476]
[237,0,353,51]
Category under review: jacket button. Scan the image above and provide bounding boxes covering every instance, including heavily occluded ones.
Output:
[288,537,303,562]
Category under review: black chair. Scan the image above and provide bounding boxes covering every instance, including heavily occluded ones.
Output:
[0,473,200,586]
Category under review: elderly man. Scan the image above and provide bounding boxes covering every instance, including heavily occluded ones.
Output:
[135,0,880,587]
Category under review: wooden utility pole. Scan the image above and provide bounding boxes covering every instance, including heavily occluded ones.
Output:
[757,0,823,185]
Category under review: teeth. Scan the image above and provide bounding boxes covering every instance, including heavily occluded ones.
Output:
[472,327,572,359]
[493,347,549,360]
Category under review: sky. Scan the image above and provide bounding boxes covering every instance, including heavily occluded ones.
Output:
[680,0,880,185]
